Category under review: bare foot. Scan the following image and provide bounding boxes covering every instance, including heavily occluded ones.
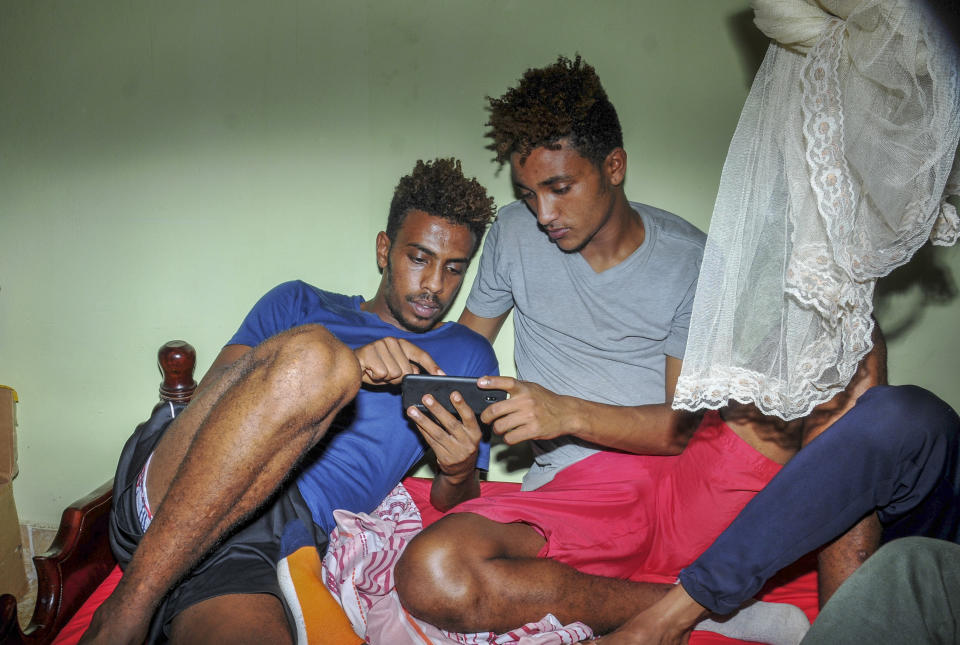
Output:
[592,622,689,645]
[593,584,706,645]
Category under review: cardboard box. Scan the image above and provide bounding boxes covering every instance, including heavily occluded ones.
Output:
[0,481,28,598]
[0,386,17,483]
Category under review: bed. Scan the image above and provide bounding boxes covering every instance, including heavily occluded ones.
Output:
[0,341,819,645]
[0,342,188,644]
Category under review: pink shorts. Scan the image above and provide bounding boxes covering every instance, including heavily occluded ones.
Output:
[454,411,782,584]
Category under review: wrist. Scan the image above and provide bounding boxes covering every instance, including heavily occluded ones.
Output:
[438,465,475,487]
[567,397,591,440]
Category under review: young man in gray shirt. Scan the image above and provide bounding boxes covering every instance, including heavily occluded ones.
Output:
[397,55,960,645]
[397,55,713,635]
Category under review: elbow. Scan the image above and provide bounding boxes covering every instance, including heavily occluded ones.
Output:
[663,435,690,455]
[661,410,700,454]
[659,427,694,455]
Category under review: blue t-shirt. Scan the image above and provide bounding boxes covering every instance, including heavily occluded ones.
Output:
[228,280,499,534]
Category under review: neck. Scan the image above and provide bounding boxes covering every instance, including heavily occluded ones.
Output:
[580,191,644,272]
[359,290,392,325]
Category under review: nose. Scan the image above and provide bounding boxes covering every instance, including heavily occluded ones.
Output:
[423,263,444,294]
[535,194,558,227]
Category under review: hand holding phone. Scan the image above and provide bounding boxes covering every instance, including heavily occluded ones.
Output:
[401,375,507,419]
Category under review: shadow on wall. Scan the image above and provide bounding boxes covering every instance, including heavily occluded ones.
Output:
[727,8,769,88]
[727,0,960,86]
[726,3,959,345]
[875,243,958,342]
[494,438,534,474]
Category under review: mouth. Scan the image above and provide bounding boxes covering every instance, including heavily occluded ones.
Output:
[408,296,441,319]
[546,227,570,241]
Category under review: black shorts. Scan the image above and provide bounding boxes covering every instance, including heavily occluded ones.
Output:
[110,403,327,643]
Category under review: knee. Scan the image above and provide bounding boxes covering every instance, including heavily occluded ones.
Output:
[841,385,959,456]
[868,536,949,578]
[255,324,361,412]
[395,517,485,629]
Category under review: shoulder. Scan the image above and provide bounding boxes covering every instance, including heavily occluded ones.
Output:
[491,201,536,235]
[633,203,706,254]
[252,281,361,325]
[260,280,318,300]
[427,321,496,353]
[497,200,532,220]
[481,201,550,261]
[266,280,353,308]
[440,320,495,346]
[419,321,498,371]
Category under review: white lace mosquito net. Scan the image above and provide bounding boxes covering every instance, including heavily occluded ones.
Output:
[673,0,960,420]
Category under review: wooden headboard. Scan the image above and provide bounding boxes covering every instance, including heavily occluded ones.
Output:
[0,341,198,645]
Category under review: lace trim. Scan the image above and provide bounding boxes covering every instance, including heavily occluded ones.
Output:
[674,301,873,421]
[800,14,958,278]
[786,242,866,324]
[675,2,959,420]
[931,199,960,246]
[785,19,874,417]
[799,19,859,273]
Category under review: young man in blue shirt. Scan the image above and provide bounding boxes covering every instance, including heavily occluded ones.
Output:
[81,158,498,644]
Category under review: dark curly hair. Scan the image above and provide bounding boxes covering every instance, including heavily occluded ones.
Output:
[486,55,623,168]
[387,158,496,254]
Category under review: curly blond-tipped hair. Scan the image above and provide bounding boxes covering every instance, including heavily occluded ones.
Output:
[387,158,495,253]
[486,55,623,168]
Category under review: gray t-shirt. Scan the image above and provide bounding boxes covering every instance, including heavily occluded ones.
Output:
[466,200,705,489]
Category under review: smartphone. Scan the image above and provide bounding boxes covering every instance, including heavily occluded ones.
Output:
[401,374,508,419]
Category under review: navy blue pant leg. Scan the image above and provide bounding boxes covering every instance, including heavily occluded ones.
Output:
[678,385,960,614]
[879,388,960,542]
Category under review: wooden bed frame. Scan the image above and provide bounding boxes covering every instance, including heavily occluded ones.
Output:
[0,341,198,645]
[0,341,827,645]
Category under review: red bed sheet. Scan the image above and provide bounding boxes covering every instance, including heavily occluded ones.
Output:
[52,477,817,644]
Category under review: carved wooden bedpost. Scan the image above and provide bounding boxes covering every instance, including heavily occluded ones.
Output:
[156,340,197,408]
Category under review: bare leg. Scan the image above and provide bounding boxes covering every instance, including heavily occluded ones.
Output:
[81,325,361,645]
[395,512,672,634]
[168,593,293,645]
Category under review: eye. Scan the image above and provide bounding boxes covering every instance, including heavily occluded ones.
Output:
[552,185,571,195]
[515,189,535,202]
[409,255,427,265]
[446,266,464,275]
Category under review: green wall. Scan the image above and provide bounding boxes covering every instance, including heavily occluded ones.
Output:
[2,1,957,524]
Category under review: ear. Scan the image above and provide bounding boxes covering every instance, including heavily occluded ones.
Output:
[603,147,627,187]
[375,231,391,273]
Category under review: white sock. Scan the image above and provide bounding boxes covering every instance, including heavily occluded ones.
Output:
[694,599,810,645]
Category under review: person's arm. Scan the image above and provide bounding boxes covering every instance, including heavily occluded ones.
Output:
[408,392,483,510]
[477,355,697,455]
[352,336,444,384]
[458,307,510,343]
[353,335,485,510]
[206,337,481,509]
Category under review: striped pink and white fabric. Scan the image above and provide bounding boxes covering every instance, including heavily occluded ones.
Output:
[321,482,595,645]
